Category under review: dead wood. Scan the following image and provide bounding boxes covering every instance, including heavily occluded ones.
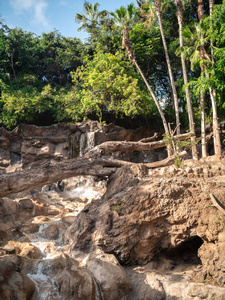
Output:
[85,132,194,158]
[0,151,188,197]
[139,132,158,143]
[0,158,132,197]
[146,150,187,168]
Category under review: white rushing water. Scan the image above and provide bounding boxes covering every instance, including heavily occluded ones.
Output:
[27,261,63,300]
[68,186,103,200]
[26,176,106,299]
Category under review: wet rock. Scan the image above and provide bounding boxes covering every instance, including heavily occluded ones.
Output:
[44,224,59,240]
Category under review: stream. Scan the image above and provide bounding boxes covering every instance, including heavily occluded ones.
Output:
[22,176,106,299]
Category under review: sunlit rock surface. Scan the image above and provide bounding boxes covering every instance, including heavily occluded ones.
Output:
[1,122,225,299]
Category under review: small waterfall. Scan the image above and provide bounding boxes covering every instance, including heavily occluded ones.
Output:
[86,131,95,152]
[67,133,80,158]
[79,132,86,156]
[80,131,95,156]
[27,260,63,300]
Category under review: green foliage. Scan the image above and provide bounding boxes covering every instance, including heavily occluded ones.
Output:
[174,155,183,168]
[0,0,225,130]
[71,48,156,122]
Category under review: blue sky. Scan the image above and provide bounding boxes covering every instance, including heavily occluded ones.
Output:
[0,0,134,41]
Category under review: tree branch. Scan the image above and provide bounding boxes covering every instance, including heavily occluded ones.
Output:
[85,132,194,158]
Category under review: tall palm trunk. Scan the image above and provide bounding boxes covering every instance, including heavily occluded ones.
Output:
[154,0,180,135]
[197,0,221,156]
[176,0,198,159]
[209,0,214,63]
[123,26,172,156]
[200,78,207,157]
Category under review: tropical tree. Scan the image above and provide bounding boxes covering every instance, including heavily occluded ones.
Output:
[176,0,198,159]
[75,1,108,44]
[197,0,221,156]
[0,27,40,83]
[71,48,156,123]
[209,0,214,63]
[39,31,83,85]
[138,0,180,134]
[111,3,172,156]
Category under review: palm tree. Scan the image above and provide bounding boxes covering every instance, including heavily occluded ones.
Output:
[139,0,180,135]
[176,0,198,159]
[75,2,107,41]
[111,3,172,156]
[197,0,221,156]
[209,0,214,63]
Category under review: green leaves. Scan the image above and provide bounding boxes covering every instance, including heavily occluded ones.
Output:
[70,48,154,122]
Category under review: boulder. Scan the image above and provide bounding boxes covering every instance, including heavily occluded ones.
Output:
[0,255,35,299]
[84,250,131,300]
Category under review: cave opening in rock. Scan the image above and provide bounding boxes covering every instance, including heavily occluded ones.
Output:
[164,236,204,267]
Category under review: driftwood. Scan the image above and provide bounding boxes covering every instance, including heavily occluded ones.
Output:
[139,132,158,143]
[85,132,194,158]
[0,151,188,197]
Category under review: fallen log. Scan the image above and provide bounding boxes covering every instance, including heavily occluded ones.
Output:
[86,132,194,158]
[0,151,187,197]
[146,150,187,168]
[0,158,131,197]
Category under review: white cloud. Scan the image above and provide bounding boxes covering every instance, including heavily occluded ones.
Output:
[10,0,33,11]
[10,0,50,29]
[60,1,68,5]
[33,1,49,28]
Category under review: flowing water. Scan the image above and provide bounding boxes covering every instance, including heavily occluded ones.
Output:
[23,176,106,299]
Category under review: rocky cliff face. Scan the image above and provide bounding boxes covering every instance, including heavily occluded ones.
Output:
[0,122,225,299]
[0,121,163,174]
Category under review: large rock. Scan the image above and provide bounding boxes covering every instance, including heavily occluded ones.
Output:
[0,255,35,299]
[66,159,225,285]
[83,250,131,300]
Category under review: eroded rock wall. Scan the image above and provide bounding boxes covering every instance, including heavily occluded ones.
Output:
[0,121,163,173]
[66,159,225,286]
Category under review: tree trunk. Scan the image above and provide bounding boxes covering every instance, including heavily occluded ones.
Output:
[10,52,17,82]
[122,25,172,156]
[0,151,187,197]
[209,0,214,64]
[155,0,180,135]
[0,157,126,197]
[208,84,222,155]
[200,88,207,158]
[176,0,198,159]
[197,0,221,156]
[85,132,194,158]
[197,0,205,21]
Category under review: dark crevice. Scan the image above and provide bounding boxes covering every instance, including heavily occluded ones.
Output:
[164,236,204,266]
